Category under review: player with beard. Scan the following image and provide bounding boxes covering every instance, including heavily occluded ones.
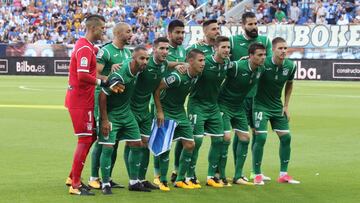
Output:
[186,19,220,56]
[88,22,133,189]
[153,20,188,185]
[228,12,272,182]
[98,47,151,194]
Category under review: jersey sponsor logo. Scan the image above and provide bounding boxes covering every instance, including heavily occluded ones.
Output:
[113,53,119,57]
[96,49,104,59]
[240,43,246,46]
[283,69,289,76]
[210,66,217,69]
[166,75,176,84]
[161,65,166,73]
[256,72,261,78]
[80,57,88,67]
[242,73,248,76]
[179,51,184,58]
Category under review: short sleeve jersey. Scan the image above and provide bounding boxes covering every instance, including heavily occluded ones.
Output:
[186,43,214,56]
[102,60,138,115]
[96,43,131,91]
[131,56,168,113]
[254,56,297,111]
[230,34,272,97]
[189,55,230,106]
[219,59,264,108]
[65,38,97,109]
[161,70,199,114]
[167,44,186,62]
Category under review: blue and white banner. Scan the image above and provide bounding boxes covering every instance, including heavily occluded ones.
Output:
[148,119,177,156]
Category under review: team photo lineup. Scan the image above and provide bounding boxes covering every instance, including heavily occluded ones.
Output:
[65,11,301,196]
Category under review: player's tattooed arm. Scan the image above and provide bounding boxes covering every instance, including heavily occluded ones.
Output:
[283,80,293,121]
[154,80,168,127]
[99,91,111,137]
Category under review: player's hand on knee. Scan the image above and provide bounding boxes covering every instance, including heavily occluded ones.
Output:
[111,63,122,72]
[101,120,111,138]
[157,111,165,127]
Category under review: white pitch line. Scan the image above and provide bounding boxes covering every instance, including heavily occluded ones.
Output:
[18,85,66,91]
[0,104,66,110]
[295,93,360,98]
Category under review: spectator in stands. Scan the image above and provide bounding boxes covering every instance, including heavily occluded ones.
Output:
[315,0,327,24]
[337,13,350,25]
[325,0,338,24]
[289,1,301,24]
[353,7,360,23]
[275,6,286,22]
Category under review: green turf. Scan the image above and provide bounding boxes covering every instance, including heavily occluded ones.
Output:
[0,76,359,203]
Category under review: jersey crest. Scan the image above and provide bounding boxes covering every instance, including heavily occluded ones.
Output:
[80,57,88,67]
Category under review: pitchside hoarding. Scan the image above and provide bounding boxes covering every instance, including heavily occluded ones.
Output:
[0,57,359,81]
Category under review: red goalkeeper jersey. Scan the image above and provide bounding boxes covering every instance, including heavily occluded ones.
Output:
[65,38,98,109]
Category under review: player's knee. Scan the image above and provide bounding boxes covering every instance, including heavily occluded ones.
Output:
[279,133,291,145]
[141,136,149,145]
[127,141,142,147]
[78,136,96,144]
[255,133,267,146]
[223,132,231,142]
[183,140,195,151]
[236,131,250,142]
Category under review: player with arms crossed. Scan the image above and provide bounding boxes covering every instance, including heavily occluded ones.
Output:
[98,47,151,194]
[218,43,266,185]
[252,37,300,185]
[89,22,132,190]
[229,12,272,181]
[65,15,109,196]
[154,49,205,191]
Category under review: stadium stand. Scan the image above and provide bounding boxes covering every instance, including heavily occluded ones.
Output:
[0,0,359,45]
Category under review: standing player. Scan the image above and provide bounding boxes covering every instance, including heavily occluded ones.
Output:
[154,19,187,184]
[154,49,205,191]
[187,36,231,187]
[89,22,133,190]
[65,15,108,196]
[229,12,272,181]
[98,47,151,194]
[218,43,266,185]
[186,19,220,56]
[252,37,300,185]
[129,37,187,190]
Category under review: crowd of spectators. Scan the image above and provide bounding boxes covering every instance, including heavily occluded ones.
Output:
[1,0,360,45]
[252,0,360,25]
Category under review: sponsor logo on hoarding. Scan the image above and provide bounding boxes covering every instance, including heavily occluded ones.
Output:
[333,63,360,79]
[16,61,45,73]
[294,61,321,80]
[0,59,8,73]
[54,60,70,75]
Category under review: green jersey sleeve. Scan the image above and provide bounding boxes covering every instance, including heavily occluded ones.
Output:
[96,47,110,65]
[164,72,181,88]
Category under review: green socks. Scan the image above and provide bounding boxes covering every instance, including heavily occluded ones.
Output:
[234,140,249,179]
[232,135,239,165]
[124,145,130,177]
[110,141,119,177]
[219,140,230,179]
[159,151,170,182]
[139,147,150,180]
[174,141,183,172]
[91,141,102,177]
[128,146,143,180]
[207,137,222,177]
[279,133,291,172]
[187,136,203,178]
[100,146,114,183]
[154,155,160,176]
[252,133,267,174]
[176,149,192,181]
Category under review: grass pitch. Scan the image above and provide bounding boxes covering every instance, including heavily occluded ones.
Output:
[0,76,359,203]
